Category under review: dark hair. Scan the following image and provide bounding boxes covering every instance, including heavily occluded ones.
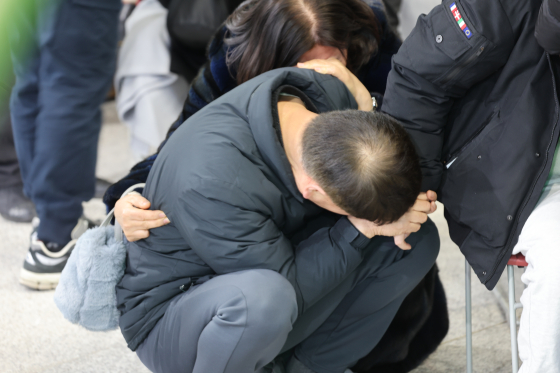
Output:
[301,111,422,224]
[224,0,380,85]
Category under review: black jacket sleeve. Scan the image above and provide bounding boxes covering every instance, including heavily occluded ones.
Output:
[381,0,528,191]
[535,0,560,54]
[172,177,370,315]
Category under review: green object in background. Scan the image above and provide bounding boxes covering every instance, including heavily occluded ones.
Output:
[0,0,45,108]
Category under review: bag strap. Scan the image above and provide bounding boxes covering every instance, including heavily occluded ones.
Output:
[99,183,146,243]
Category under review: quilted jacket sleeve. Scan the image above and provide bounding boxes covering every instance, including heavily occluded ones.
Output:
[172,178,370,316]
[381,0,529,191]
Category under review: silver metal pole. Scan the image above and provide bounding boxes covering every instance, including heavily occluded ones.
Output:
[465,259,473,373]
[508,265,519,372]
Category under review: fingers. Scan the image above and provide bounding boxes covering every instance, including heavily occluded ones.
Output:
[115,195,171,242]
[414,191,438,214]
[409,210,428,224]
[417,191,438,202]
[297,59,346,76]
[122,194,151,209]
[417,192,428,200]
[297,58,344,69]
[426,190,438,213]
[412,199,431,213]
[125,229,150,242]
[122,206,168,223]
[121,214,170,242]
[297,61,338,76]
[394,234,412,250]
[426,190,438,202]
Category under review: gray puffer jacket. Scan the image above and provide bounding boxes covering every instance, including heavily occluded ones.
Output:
[116,68,372,351]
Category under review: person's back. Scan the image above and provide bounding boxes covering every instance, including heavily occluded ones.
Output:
[117,67,440,373]
[117,67,357,350]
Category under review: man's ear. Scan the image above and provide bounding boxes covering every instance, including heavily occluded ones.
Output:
[301,181,328,200]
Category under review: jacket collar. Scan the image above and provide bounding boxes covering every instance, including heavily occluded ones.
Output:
[246,68,358,203]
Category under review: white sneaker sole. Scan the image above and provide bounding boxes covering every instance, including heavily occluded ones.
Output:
[19,268,60,290]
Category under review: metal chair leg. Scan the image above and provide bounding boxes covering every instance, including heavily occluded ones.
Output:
[508,265,519,372]
[466,259,473,373]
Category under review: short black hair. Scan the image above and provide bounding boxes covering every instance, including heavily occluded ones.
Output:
[301,110,421,224]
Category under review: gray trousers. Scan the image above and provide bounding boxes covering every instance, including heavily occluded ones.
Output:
[136,219,439,373]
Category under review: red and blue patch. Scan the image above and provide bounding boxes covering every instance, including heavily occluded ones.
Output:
[450,2,472,39]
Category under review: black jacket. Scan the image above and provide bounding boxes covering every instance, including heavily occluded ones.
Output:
[116,68,374,351]
[382,0,560,289]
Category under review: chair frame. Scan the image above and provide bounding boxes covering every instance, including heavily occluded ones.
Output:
[465,254,527,373]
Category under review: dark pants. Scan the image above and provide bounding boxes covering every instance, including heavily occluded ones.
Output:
[0,21,20,190]
[9,0,119,244]
[0,101,22,189]
[136,219,440,373]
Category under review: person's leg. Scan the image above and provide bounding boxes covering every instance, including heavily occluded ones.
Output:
[513,185,560,373]
[0,107,23,189]
[4,0,40,224]
[136,269,298,373]
[284,219,440,373]
[8,0,42,199]
[0,99,36,222]
[31,0,119,245]
[10,0,120,289]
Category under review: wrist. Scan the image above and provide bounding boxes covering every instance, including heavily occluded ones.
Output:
[348,215,377,239]
[357,90,374,111]
[357,96,373,111]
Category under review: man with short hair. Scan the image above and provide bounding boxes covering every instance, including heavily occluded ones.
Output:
[117,67,439,373]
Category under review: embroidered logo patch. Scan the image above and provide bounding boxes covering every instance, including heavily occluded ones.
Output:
[450,2,472,39]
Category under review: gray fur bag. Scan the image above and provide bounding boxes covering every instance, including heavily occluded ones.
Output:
[53,183,145,331]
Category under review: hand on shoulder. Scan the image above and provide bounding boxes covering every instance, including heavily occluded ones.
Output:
[297,58,373,111]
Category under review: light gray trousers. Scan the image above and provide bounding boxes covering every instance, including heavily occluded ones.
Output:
[513,185,560,373]
[136,219,439,373]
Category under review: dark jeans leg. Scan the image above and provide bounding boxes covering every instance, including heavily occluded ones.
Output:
[284,219,440,373]
[9,0,119,244]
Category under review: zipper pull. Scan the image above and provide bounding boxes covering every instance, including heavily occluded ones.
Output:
[179,282,194,292]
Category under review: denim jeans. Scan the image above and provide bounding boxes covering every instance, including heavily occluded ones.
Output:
[9,0,120,244]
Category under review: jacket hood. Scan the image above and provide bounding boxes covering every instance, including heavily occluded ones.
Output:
[245,67,358,202]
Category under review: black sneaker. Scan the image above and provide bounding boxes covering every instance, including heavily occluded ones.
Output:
[19,217,90,290]
[0,186,36,223]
